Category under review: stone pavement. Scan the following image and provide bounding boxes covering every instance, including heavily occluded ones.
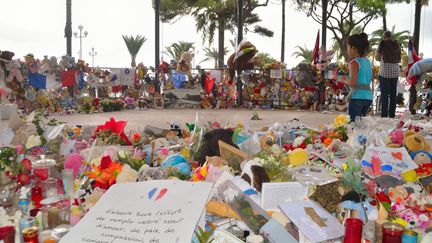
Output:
[45,109,342,131]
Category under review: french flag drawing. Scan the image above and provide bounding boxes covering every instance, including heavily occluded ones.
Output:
[147,188,168,201]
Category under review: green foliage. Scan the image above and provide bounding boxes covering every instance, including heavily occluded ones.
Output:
[257,52,277,68]
[194,226,214,243]
[0,147,18,172]
[341,158,367,197]
[122,35,147,67]
[292,46,314,64]
[163,41,195,61]
[200,47,229,68]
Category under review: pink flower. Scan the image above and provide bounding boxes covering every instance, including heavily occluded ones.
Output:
[15,145,25,154]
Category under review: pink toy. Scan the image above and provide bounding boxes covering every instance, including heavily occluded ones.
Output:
[390,129,404,145]
[64,153,84,178]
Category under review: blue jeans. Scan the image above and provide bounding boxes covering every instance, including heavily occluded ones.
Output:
[379,76,398,118]
[349,99,372,122]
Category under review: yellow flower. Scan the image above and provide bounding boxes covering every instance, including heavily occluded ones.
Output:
[334,115,350,127]
[342,163,348,171]
[180,148,190,158]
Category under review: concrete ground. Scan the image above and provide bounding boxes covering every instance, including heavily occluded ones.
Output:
[45,109,341,131]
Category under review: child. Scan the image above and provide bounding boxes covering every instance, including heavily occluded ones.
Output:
[346,33,373,122]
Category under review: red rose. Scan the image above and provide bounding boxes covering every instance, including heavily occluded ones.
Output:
[21,158,32,172]
[132,133,141,143]
[17,173,30,185]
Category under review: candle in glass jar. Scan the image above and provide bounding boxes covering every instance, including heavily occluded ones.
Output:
[344,218,363,243]
[31,186,43,208]
[382,222,404,243]
[22,226,39,243]
[47,207,60,229]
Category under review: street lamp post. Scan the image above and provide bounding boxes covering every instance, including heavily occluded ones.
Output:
[74,25,88,60]
[89,47,97,67]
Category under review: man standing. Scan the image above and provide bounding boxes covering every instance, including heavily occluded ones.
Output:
[375,31,402,118]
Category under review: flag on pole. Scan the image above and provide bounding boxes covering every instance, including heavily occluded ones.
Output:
[313,30,320,65]
[406,39,421,85]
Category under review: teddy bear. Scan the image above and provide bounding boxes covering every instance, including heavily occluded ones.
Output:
[227,41,258,72]
[137,164,166,181]
[259,131,277,152]
[59,55,74,71]
[6,60,23,82]
[197,128,239,165]
[404,131,430,152]
[176,52,194,74]
[296,62,316,88]
[137,62,148,80]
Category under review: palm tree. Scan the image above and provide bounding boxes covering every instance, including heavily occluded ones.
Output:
[257,52,277,68]
[413,0,429,52]
[292,46,314,63]
[201,47,229,68]
[163,41,195,61]
[122,35,147,67]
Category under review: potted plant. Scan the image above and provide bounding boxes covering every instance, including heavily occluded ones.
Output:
[81,103,92,114]
[101,99,113,112]
[112,99,124,111]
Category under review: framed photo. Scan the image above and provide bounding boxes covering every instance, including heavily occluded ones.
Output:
[218,140,248,172]
[153,95,164,109]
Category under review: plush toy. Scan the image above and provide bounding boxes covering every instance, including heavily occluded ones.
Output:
[404,131,430,152]
[296,62,316,88]
[64,153,84,178]
[259,131,277,152]
[227,41,258,72]
[288,148,309,166]
[240,160,270,192]
[124,96,136,109]
[411,150,432,165]
[197,128,238,165]
[176,52,194,74]
[161,153,190,175]
[388,129,404,147]
[137,164,166,181]
[137,62,148,80]
[6,60,23,82]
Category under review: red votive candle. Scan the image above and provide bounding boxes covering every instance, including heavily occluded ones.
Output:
[344,218,363,243]
[22,226,38,243]
[0,225,15,243]
[382,222,404,243]
[31,185,43,208]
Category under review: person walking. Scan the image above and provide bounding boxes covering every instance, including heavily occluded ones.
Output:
[375,31,402,118]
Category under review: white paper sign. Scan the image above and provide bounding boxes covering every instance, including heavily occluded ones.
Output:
[279,200,344,243]
[60,180,212,243]
[270,69,282,79]
[261,182,308,211]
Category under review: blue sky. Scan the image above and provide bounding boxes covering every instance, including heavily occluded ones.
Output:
[1,0,431,68]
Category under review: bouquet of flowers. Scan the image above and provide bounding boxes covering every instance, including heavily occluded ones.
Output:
[93,118,132,146]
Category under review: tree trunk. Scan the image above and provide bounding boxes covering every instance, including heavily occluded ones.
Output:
[281,0,286,62]
[382,10,387,31]
[65,0,72,56]
[217,16,225,69]
[413,0,422,52]
[321,0,328,51]
[339,37,350,62]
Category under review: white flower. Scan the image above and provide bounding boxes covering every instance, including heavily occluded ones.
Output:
[90,156,101,167]
[293,136,305,147]
[116,165,138,183]
[25,135,42,149]
[117,150,127,159]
